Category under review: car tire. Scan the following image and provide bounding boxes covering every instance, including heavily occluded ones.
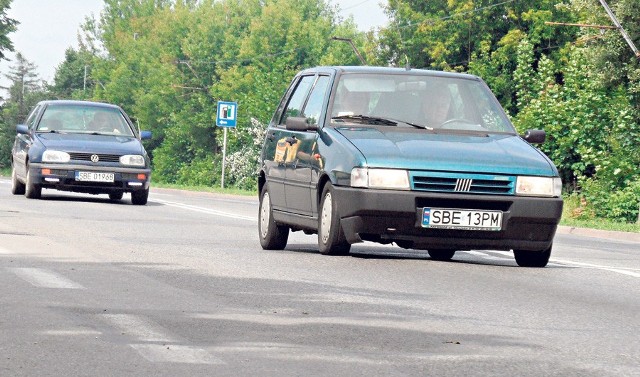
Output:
[514,246,552,268]
[109,192,124,201]
[24,167,41,199]
[131,188,149,205]
[318,183,351,255]
[428,249,456,261]
[11,164,25,195]
[258,186,289,250]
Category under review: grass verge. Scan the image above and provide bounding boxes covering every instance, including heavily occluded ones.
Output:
[560,194,639,233]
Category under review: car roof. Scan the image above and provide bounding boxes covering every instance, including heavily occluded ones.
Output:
[37,100,123,110]
[298,66,482,81]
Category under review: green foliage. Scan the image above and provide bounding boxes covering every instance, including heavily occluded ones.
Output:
[580,177,640,223]
[0,0,18,60]
[49,47,95,100]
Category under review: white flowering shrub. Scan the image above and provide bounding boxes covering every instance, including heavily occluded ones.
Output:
[224,117,267,191]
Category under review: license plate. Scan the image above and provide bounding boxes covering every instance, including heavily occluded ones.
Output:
[422,207,502,231]
[75,171,115,183]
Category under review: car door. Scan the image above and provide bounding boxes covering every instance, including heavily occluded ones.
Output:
[262,75,316,211]
[283,75,331,216]
[13,104,42,179]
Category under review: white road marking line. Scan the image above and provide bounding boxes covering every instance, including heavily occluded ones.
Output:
[130,344,224,364]
[8,268,85,289]
[152,198,256,222]
[102,314,176,342]
[43,329,102,336]
[0,247,13,254]
[550,258,640,278]
[458,251,640,278]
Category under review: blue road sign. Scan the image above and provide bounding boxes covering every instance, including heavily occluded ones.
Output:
[216,101,238,127]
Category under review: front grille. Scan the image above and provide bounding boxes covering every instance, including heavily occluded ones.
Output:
[411,172,515,195]
[68,153,121,163]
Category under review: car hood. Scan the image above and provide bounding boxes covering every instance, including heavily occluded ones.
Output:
[36,133,146,155]
[336,127,557,176]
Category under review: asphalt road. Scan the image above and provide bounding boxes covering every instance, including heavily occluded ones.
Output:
[1,179,639,377]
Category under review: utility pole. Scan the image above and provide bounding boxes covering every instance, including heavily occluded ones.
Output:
[598,0,640,60]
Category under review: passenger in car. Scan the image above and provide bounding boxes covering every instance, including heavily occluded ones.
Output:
[333,90,370,117]
[39,119,63,131]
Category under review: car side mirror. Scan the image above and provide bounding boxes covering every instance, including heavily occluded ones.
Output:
[285,116,317,132]
[140,130,152,140]
[16,124,29,135]
[523,129,545,144]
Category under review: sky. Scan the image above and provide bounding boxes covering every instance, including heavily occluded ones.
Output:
[0,0,388,92]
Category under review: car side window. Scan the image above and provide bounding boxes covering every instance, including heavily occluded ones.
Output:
[280,75,316,125]
[301,76,330,126]
[25,105,41,130]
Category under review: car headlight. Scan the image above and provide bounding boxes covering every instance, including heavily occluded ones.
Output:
[120,155,146,167]
[42,150,70,163]
[351,168,410,190]
[516,176,562,197]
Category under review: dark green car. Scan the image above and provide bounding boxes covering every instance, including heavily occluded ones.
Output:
[258,66,563,267]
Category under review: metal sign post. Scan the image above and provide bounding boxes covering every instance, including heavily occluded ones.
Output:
[216,101,238,189]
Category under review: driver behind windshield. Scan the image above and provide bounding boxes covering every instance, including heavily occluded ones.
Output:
[420,83,453,128]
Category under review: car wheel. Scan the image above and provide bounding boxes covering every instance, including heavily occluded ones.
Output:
[428,249,456,261]
[109,192,124,201]
[24,167,41,199]
[131,188,149,205]
[258,186,289,250]
[318,183,351,255]
[11,164,25,195]
[514,246,552,268]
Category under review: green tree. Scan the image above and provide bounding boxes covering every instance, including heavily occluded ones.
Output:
[0,0,17,60]
[3,52,42,118]
[378,0,578,114]
[49,47,95,99]
[0,53,48,168]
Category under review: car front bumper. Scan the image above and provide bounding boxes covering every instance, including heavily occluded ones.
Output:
[29,162,151,194]
[333,186,563,252]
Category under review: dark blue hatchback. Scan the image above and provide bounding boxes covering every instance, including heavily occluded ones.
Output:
[258,66,563,267]
[10,100,152,205]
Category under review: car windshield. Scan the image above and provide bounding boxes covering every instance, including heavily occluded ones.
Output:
[330,73,516,133]
[36,104,135,137]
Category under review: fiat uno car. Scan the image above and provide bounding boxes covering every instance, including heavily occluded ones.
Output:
[11,100,152,205]
[258,66,563,267]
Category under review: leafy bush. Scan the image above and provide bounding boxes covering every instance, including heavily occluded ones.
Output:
[580,177,640,223]
[222,117,266,192]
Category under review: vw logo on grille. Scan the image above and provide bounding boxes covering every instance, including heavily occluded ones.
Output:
[454,178,473,192]
[90,154,100,163]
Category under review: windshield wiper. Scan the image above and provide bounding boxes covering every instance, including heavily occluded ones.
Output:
[332,115,398,126]
[400,121,433,131]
